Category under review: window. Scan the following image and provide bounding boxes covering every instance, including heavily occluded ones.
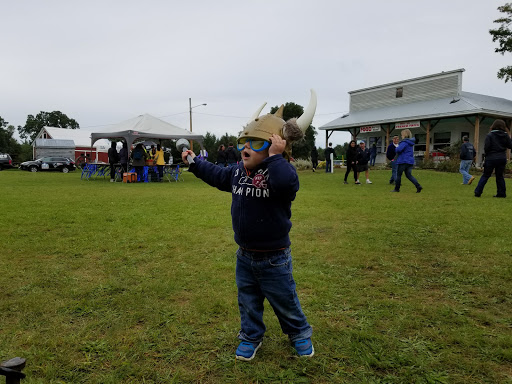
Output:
[414,134,426,152]
[396,87,403,98]
[369,136,383,153]
[433,132,451,150]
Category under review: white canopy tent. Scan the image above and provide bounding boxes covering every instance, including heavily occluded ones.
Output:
[90,113,204,150]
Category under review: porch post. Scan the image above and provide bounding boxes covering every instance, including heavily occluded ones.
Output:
[508,120,512,161]
[474,115,480,165]
[425,120,431,160]
[385,125,390,148]
[325,130,329,148]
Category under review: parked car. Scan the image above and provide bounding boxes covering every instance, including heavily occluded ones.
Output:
[0,153,14,170]
[19,157,76,173]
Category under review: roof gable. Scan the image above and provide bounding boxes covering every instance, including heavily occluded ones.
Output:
[35,127,110,148]
[350,69,464,113]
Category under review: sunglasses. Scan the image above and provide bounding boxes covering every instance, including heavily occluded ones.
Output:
[237,138,270,152]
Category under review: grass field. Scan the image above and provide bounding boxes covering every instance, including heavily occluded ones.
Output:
[1,167,512,383]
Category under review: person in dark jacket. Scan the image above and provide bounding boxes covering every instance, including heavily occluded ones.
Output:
[108,141,119,182]
[369,143,377,166]
[119,142,129,173]
[392,129,422,193]
[130,143,148,182]
[386,135,399,184]
[356,141,372,184]
[459,136,476,185]
[324,142,335,173]
[310,147,318,172]
[216,144,227,167]
[343,140,358,184]
[225,143,238,167]
[474,119,512,198]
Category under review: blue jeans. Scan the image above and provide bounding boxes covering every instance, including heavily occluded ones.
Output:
[474,158,507,197]
[390,160,398,183]
[325,159,332,173]
[370,155,376,166]
[236,247,312,343]
[459,160,472,184]
[395,163,420,191]
[134,166,144,182]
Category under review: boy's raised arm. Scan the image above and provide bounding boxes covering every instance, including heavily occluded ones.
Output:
[184,151,234,192]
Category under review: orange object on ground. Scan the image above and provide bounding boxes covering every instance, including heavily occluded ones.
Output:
[123,172,137,183]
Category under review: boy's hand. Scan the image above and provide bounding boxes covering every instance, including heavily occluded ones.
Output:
[269,134,286,157]
[182,150,196,165]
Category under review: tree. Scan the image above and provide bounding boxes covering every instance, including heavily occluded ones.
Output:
[201,131,218,161]
[18,111,79,142]
[269,102,317,159]
[490,2,512,83]
[0,116,22,158]
[217,132,238,148]
[335,143,349,159]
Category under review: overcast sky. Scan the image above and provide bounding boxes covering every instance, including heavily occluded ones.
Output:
[1,0,510,148]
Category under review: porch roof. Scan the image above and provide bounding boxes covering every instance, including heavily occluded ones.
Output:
[320,92,512,131]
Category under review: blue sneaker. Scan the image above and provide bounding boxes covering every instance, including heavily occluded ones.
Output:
[235,341,262,361]
[294,338,314,357]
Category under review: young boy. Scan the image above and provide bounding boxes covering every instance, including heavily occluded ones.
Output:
[181,92,316,361]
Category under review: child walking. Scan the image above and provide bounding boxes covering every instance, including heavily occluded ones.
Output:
[182,91,316,361]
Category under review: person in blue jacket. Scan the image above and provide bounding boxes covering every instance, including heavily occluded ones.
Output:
[392,129,423,193]
[182,96,316,361]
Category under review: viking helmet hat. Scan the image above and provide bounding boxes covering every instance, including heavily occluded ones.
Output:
[238,89,317,158]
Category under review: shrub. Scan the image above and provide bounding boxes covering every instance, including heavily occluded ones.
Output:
[439,141,462,158]
[436,159,460,173]
[313,160,343,169]
[416,158,436,169]
[505,161,512,174]
[374,163,390,170]
[292,158,313,171]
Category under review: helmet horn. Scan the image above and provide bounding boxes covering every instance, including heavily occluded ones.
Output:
[296,89,317,132]
[274,105,284,119]
[247,102,267,124]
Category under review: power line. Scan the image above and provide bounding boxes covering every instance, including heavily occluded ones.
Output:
[194,112,248,119]
[80,110,347,129]
[157,111,189,118]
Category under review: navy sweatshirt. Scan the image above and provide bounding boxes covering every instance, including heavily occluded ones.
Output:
[189,154,299,250]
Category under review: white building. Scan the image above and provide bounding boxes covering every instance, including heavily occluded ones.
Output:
[33,127,111,162]
[320,69,512,165]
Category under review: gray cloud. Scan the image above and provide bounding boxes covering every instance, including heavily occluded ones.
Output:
[1,0,509,147]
